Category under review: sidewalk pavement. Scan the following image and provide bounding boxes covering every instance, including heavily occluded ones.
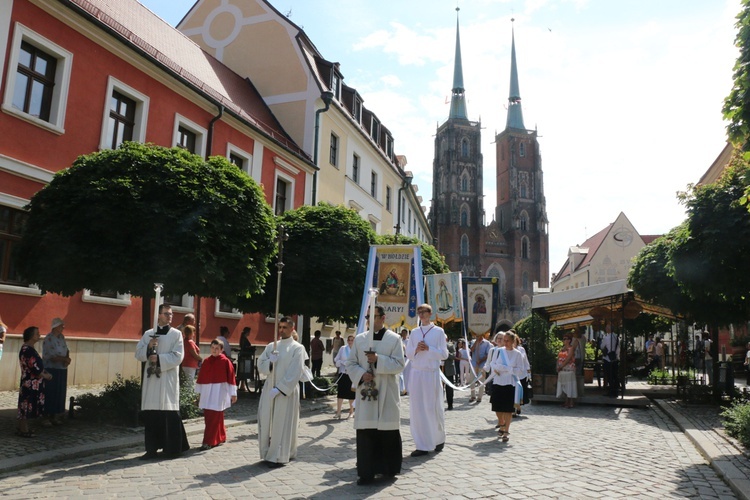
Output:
[0,384,329,476]
[0,380,749,499]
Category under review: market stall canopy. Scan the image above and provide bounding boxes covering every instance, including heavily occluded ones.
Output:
[532,279,678,325]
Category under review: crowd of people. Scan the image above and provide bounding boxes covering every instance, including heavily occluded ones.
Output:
[17,304,748,488]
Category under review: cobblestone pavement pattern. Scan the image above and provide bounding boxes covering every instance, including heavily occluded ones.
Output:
[0,385,743,499]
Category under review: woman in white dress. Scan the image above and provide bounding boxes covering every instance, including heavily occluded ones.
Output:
[556,335,577,408]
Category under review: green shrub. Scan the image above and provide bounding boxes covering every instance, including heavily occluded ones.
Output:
[76,374,141,426]
[179,369,200,419]
[722,400,750,448]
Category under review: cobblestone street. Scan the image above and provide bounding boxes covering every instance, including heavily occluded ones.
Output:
[0,386,743,499]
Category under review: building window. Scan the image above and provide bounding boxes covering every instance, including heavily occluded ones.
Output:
[386,186,392,212]
[100,78,149,150]
[226,144,253,177]
[520,181,527,199]
[107,91,135,149]
[461,175,468,192]
[461,138,469,157]
[332,72,341,100]
[2,26,73,133]
[0,206,27,285]
[370,172,378,198]
[82,289,131,306]
[370,119,380,142]
[173,115,207,157]
[522,237,529,259]
[13,41,56,122]
[352,154,360,184]
[460,234,469,257]
[177,126,196,153]
[519,142,525,157]
[402,196,406,223]
[461,206,469,227]
[329,133,339,167]
[520,211,529,231]
[229,152,244,169]
[275,177,290,215]
[408,208,412,232]
[215,299,242,319]
[522,272,529,290]
[353,98,362,123]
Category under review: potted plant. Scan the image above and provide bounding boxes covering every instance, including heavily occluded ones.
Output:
[515,313,560,395]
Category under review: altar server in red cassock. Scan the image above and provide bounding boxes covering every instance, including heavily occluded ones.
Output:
[195,339,237,450]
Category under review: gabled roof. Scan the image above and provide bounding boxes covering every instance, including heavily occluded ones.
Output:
[553,223,612,281]
[65,0,308,160]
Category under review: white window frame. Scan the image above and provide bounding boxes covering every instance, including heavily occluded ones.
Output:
[329,132,339,167]
[82,289,131,307]
[172,114,207,157]
[273,170,296,215]
[226,143,253,176]
[1,23,73,134]
[0,195,40,296]
[99,77,149,150]
[215,299,242,319]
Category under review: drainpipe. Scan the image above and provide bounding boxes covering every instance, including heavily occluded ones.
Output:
[205,105,225,160]
[312,92,335,205]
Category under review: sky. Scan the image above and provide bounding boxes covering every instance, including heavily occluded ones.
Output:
[140,0,740,280]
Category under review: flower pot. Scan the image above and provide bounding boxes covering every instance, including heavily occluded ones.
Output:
[543,374,558,395]
[584,367,594,384]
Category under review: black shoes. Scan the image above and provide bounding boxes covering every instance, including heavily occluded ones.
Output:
[138,452,158,460]
[434,443,444,452]
[266,461,285,468]
[410,449,429,457]
[357,477,374,486]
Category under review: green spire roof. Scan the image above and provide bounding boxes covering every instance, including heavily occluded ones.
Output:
[449,7,468,120]
[506,21,525,130]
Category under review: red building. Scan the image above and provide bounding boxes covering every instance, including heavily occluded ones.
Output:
[0,0,314,389]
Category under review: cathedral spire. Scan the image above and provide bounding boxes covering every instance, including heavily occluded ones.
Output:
[506,19,525,130]
[449,7,468,120]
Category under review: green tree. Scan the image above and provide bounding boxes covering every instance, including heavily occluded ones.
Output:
[375,234,450,275]
[514,313,559,374]
[234,203,376,326]
[17,142,276,330]
[724,0,750,152]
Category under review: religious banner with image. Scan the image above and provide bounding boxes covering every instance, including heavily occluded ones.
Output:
[424,272,463,324]
[357,245,424,333]
[464,278,498,337]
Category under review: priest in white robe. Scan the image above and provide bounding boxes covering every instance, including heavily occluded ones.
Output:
[134,304,189,459]
[346,305,405,485]
[406,303,449,457]
[257,317,307,467]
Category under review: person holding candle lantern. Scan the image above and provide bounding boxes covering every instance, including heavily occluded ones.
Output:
[346,304,405,485]
[135,304,189,459]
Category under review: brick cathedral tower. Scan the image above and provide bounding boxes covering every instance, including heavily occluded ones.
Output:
[430,17,549,328]
[429,8,484,276]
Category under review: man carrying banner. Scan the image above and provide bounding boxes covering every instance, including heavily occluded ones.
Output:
[406,303,449,457]
[346,305,405,485]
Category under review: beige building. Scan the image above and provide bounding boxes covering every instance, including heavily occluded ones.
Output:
[177,0,431,243]
[551,212,659,292]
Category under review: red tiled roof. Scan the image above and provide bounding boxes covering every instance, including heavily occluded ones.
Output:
[66,0,308,159]
[641,235,661,245]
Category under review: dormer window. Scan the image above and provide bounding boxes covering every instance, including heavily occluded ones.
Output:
[331,72,341,100]
[370,118,380,142]
[353,97,362,123]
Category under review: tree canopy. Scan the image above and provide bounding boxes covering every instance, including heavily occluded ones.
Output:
[724,0,750,152]
[18,142,276,302]
[629,150,750,326]
[233,203,376,323]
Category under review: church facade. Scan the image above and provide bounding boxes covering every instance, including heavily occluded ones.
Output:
[429,17,549,329]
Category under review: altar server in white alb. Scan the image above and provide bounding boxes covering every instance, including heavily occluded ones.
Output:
[346,305,405,485]
[134,304,189,459]
[405,303,449,457]
[257,317,307,468]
